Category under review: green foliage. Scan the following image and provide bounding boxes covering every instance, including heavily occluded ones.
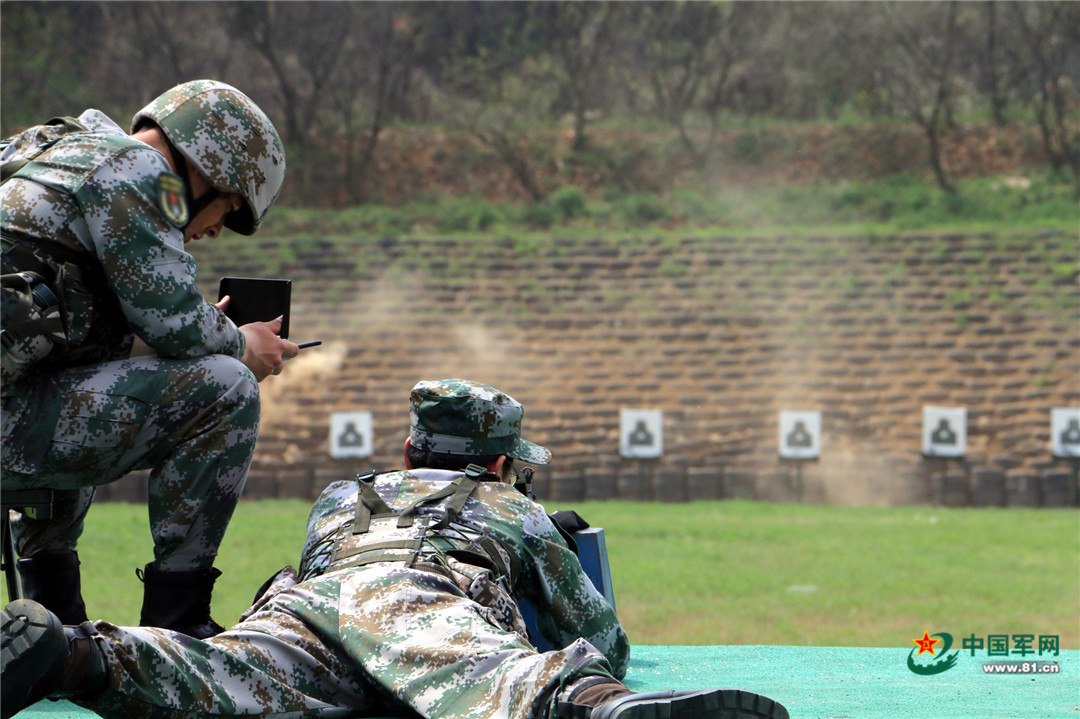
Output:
[791,171,1080,231]
[550,185,589,219]
[337,206,416,236]
[520,202,558,229]
[0,4,94,134]
[434,196,501,233]
[260,171,1076,238]
[9,501,1075,649]
[612,193,671,226]
[666,188,720,225]
[513,186,590,233]
[1051,262,1078,280]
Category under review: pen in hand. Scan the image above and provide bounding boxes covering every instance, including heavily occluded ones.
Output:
[297,341,322,349]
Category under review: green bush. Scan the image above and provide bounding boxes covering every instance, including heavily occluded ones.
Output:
[521,202,557,229]
[434,197,500,233]
[551,185,589,220]
[614,193,670,226]
[600,185,627,204]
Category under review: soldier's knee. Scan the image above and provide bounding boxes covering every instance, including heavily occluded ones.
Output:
[209,355,260,409]
[223,354,259,393]
[171,355,260,416]
[163,355,261,443]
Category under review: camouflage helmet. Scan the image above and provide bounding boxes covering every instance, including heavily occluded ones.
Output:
[131,80,286,235]
[410,379,551,465]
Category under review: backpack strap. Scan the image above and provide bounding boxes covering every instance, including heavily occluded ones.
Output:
[351,470,394,534]
[1,116,90,183]
[329,467,508,580]
[396,464,485,530]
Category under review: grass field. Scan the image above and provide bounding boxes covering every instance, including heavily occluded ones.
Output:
[3,499,1077,650]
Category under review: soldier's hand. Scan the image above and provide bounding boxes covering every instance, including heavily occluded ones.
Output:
[239,317,299,382]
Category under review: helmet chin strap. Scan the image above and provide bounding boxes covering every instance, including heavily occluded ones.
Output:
[165,140,223,228]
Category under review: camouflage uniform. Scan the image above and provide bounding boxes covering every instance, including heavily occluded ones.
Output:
[65,380,631,719]
[1,380,790,719]
[1,100,257,570]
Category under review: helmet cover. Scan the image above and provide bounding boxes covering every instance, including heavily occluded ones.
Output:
[132,80,285,234]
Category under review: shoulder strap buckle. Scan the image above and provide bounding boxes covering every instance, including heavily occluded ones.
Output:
[351,471,393,534]
[464,463,489,480]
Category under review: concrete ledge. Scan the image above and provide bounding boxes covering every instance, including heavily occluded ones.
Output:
[625,645,1078,719]
[20,645,1077,718]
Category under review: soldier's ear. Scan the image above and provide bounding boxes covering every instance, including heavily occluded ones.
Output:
[403,437,413,469]
[488,455,512,482]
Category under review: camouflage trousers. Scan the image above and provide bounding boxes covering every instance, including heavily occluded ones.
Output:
[0,354,259,570]
[78,564,618,719]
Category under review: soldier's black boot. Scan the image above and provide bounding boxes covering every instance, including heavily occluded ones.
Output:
[556,677,790,719]
[0,599,106,719]
[16,550,89,625]
[137,563,225,639]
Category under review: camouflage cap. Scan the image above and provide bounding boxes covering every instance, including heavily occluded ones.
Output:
[410,379,551,465]
[131,79,286,235]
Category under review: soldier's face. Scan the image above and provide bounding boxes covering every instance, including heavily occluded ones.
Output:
[185,194,244,244]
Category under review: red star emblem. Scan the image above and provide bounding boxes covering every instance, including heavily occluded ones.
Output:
[913,631,939,656]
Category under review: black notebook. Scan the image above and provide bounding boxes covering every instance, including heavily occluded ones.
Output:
[218,277,292,338]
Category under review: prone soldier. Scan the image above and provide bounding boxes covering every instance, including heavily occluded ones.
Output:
[1,378,789,719]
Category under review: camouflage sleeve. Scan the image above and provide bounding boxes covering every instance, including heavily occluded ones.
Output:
[76,145,245,359]
[517,504,631,678]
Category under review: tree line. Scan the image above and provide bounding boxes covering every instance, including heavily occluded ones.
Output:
[2,1,1078,203]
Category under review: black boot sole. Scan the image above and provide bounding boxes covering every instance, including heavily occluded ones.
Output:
[591,688,790,719]
[1,599,66,719]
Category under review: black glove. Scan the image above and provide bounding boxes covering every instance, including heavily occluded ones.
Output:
[549,510,590,534]
[548,510,591,554]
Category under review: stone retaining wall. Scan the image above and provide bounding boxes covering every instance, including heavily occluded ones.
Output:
[96,230,1080,507]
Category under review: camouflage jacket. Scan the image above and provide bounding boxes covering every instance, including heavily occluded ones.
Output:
[0,109,244,367]
[299,469,631,678]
